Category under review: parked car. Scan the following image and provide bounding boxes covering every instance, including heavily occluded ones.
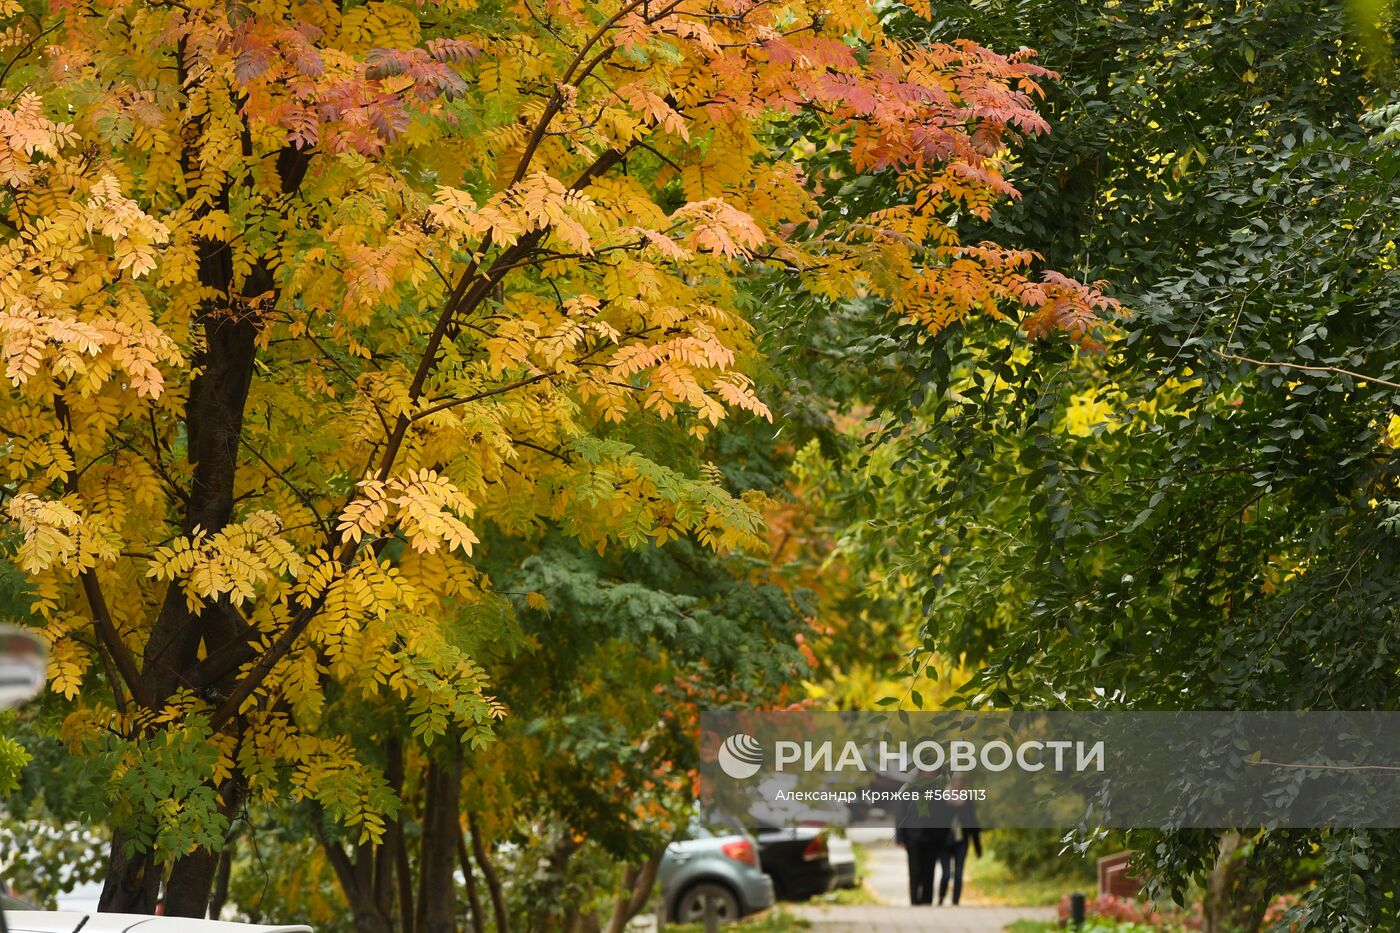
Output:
[751,826,835,901]
[658,823,775,925]
[825,834,859,890]
[3,914,311,933]
[0,626,44,710]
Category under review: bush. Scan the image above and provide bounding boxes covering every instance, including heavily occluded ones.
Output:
[1057,893,1201,931]
[992,828,1123,879]
[1262,893,1307,931]
[1009,921,1185,933]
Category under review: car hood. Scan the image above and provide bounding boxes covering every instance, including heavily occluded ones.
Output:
[4,912,312,933]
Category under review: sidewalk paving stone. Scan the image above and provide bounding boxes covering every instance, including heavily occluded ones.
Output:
[787,903,1056,931]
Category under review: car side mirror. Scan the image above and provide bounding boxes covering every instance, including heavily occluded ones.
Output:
[0,625,45,710]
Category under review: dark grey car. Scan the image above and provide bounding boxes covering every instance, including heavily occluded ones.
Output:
[658,824,776,924]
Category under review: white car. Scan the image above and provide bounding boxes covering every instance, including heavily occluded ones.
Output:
[4,913,311,933]
[825,834,859,889]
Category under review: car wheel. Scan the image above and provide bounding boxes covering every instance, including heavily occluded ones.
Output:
[674,881,742,924]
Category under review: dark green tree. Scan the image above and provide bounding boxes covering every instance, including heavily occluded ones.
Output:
[803,2,1400,928]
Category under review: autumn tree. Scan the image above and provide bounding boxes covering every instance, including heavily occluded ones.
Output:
[0,0,1108,916]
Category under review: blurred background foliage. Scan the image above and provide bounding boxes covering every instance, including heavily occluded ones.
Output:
[780,0,1400,928]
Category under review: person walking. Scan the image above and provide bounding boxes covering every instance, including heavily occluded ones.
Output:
[934,778,982,906]
[893,772,948,905]
[895,822,948,905]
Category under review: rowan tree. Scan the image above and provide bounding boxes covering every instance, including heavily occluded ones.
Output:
[0,0,1110,915]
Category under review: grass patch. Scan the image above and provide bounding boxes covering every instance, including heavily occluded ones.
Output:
[964,847,1095,907]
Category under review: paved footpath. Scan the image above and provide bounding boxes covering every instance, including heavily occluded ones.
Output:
[787,904,1055,932]
[788,828,1056,931]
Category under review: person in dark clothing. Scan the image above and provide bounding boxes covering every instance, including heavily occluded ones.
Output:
[895,824,948,905]
[933,779,982,906]
[893,773,948,905]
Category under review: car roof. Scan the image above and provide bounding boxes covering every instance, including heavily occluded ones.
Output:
[4,912,313,933]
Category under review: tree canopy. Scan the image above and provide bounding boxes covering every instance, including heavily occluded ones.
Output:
[0,0,1109,920]
[798,1,1400,927]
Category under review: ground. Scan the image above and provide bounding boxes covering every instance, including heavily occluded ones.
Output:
[787,904,1058,932]
[786,828,1058,931]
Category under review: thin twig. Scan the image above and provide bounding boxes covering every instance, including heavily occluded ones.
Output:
[239,437,330,536]
[1250,759,1400,773]
[1216,349,1400,391]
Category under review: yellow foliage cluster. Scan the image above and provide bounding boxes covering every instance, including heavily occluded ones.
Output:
[0,0,1113,859]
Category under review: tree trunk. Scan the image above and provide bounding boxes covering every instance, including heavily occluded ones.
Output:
[99,256,260,915]
[605,851,664,933]
[97,835,161,912]
[319,821,397,933]
[98,182,259,910]
[98,137,313,912]
[370,838,397,932]
[457,826,487,933]
[97,316,257,912]
[416,748,463,933]
[163,847,220,918]
[468,811,510,933]
[382,739,416,933]
[165,776,249,917]
[395,825,416,933]
[209,834,234,920]
[1203,831,1242,933]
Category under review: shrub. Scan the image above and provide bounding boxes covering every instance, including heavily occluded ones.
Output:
[993,828,1124,878]
[1057,893,1202,931]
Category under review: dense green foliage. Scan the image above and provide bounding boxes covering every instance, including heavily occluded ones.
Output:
[800,1,1400,928]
